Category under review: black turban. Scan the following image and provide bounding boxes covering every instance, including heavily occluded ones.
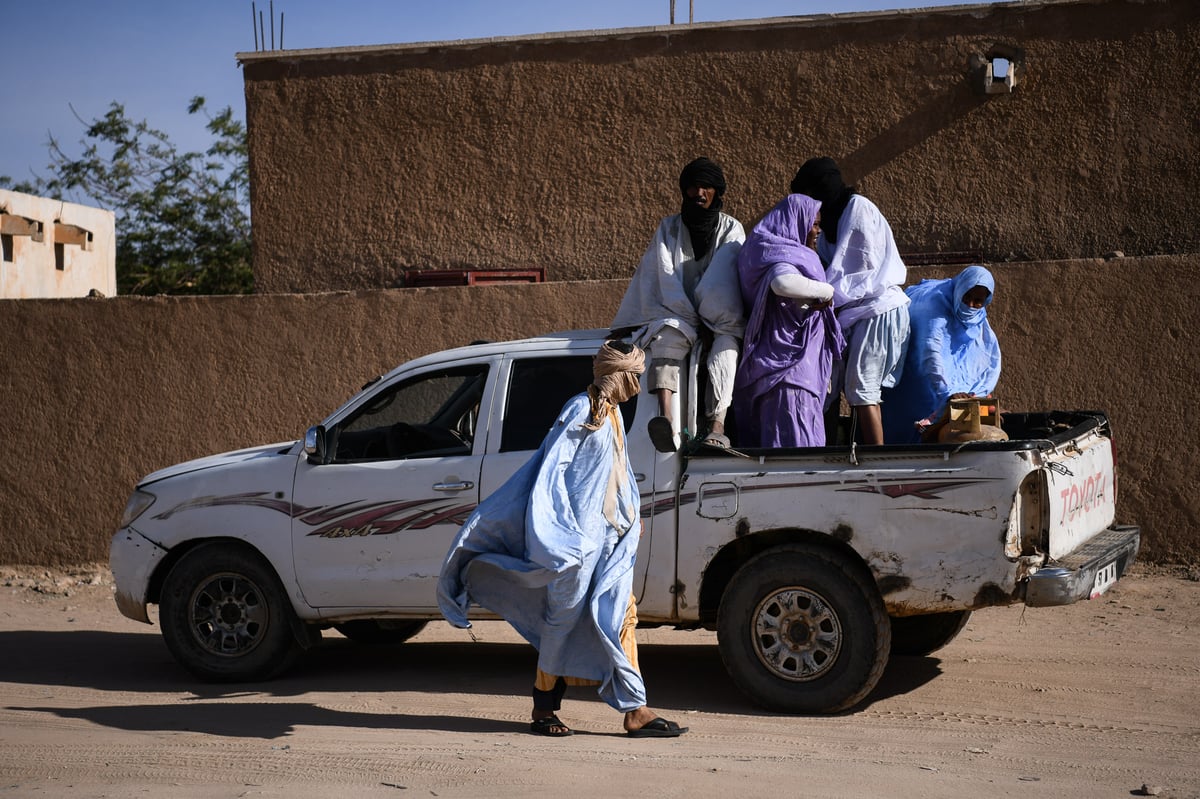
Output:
[678,157,726,258]
[679,157,727,198]
[790,156,854,243]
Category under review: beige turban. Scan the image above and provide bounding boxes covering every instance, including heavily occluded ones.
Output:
[583,341,645,431]
[583,341,645,532]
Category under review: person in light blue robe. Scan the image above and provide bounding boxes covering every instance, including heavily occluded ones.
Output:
[882,265,1002,444]
[438,340,687,738]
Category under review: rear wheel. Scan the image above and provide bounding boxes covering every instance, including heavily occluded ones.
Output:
[717,544,891,713]
[334,619,428,645]
[159,543,302,681]
[890,610,972,656]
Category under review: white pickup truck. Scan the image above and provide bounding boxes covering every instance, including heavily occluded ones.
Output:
[110,329,1140,713]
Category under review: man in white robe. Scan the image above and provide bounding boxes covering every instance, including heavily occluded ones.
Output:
[610,157,745,451]
[791,157,911,445]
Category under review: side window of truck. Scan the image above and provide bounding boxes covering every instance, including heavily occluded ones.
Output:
[333,365,488,462]
[501,355,637,453]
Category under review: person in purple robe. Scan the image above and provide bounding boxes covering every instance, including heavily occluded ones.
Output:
[733,194,847,448]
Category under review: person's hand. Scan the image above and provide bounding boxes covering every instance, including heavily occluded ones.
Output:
[810,298,832,310]
[949,392,976,401]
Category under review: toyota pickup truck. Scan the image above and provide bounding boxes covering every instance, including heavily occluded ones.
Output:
[110,328,1140,713]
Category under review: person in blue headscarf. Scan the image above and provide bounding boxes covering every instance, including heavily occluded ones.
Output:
[733,194,846,448]
[437,340,687,739]
[881,265,1002,444]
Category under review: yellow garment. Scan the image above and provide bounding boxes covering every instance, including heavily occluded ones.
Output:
[535,593,641,690]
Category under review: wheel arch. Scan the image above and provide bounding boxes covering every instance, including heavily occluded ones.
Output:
[698,527,876,627]
[147,537,276,605]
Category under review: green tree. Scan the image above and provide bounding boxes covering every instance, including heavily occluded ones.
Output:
[1,97,252,295]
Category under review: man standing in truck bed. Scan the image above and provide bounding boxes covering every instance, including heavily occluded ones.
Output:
[610,157,746,451]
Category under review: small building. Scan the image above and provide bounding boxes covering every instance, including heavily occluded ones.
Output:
[0,188,116,298]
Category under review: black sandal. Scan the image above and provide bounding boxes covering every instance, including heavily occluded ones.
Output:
[626,717,687,738]
[529,714,574,737]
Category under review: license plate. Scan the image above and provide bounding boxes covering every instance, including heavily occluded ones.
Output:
[1090,560,1118,599]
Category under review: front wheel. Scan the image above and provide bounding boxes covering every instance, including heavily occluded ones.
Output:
[717,544,891,714]
[159,543,302,682]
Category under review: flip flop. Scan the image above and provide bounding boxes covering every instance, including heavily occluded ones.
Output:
[530,715,574,737]
[647,416,679,453]
[626,717,688,738]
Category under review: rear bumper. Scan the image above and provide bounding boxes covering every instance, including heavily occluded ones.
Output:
[1023,524,1140,607]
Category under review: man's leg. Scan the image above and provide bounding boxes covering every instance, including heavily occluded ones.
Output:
[655,387,675,420]
[854,403,885,446]
[646,327,691,452]
[846,305,909,446]
[531,673,571,735]
[704,333,738,444]
[617,594,686,737]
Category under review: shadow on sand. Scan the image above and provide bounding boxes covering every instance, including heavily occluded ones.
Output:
[0,627,942,736]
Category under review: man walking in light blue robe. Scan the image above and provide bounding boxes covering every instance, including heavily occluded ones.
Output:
[438,340,688,738]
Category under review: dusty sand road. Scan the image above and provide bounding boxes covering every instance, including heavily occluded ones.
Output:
[0,564,1197,799]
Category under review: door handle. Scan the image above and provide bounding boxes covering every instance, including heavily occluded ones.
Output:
[634,473,647,482]
[433,481,475,492]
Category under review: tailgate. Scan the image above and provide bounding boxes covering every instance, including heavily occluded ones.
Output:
[1044,431,1116,560]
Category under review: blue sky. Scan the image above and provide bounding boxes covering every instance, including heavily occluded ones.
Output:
[0,0,993,184]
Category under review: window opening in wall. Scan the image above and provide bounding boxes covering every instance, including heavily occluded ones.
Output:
[0,212,45,263]
[53,221,93,271]
[969,45,1024,95]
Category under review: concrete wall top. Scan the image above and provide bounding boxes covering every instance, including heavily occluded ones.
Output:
[236,1,1039,63]
[241,0,1198,293]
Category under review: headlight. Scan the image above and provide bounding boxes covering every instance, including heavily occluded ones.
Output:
[119,489,157,528]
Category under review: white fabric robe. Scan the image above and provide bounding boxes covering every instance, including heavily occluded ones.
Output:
[816,194,909,329]
[610,212,746,348]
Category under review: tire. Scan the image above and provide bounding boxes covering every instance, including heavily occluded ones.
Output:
[717,544,891,714]
[334,620,428,645]
[159,543,302,682]
[890,610,972,656]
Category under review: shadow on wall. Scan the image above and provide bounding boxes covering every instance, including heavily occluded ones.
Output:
[841,81,989,188]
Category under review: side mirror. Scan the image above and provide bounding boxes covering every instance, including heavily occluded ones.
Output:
[304,425,328,464]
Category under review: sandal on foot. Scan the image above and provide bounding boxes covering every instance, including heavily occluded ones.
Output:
[530,715,573,737]
[627,717,688,738]
[701,432,731,449]
[648,416,679,453]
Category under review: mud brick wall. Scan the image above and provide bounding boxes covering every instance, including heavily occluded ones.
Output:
[239,0,1198,293]
[0,255,1194,566]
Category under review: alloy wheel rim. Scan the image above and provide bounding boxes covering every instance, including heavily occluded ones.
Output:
[187,572,268,657]
[751,586,842,681]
